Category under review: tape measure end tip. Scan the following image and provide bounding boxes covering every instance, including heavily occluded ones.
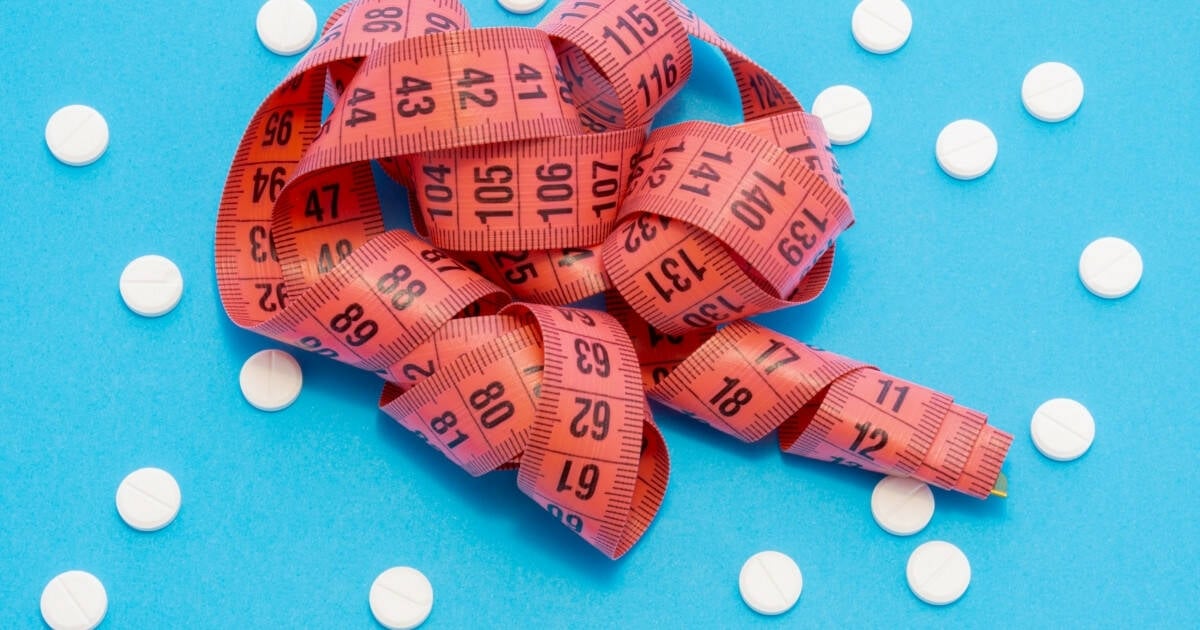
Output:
[989,472,1009,499]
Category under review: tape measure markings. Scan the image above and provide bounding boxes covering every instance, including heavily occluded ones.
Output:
[407,128,646,251]
[381,322,542,474]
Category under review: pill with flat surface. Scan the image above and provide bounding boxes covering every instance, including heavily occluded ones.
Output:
[739,550,803,615]
[120,255,184,317]
[907,541,970,605]
[370,567,434,629]
[871,475,934,536]
[852,0,912,54]
[935,119,997,180]
[1079,237,1142,299]
[257,0,318,56]
[45,105,109,167]
[1022,62,1084,122]
[811,85,872,145]
[240,349,304,412]
[116,467,181,532]
[41,571,107,630]
[1031,398,1095,461]
[497,0,547,14]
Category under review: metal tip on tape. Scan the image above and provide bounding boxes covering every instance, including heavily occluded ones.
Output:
[989,471,1008,498]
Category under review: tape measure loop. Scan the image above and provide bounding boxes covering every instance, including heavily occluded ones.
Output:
[375,301,669,556]
[663,0,799,122]
[590,115,856,335]
[600,206,844,336]
[639,320,1011,499]
[507,303,666,559]
[541,0,694,128]
[618,121,853,296]
[264,230,510,373]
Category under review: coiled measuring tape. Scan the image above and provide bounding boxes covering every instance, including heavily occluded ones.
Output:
[217,0,1012,559]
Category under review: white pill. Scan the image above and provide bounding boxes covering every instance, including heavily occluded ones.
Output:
[906,541,970,605]
[1031,398,1095,461]
[811,85,872,145]
[119,255,184,317]
[935,119,997,180]
[852,0,912,55]
[738,550,803,616]
[256,0,318,56]
[1022,62,1084,123]
[240,349,304,412]
[41,571,107,630]
[116,467,181,532]
[497,0,548,14]
[1079,237,1142,299]
[871,475,934,536]
[370,567,434,630]
[45,105,109,167]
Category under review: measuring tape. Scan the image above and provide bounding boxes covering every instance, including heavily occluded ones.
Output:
[217,0,1012,558]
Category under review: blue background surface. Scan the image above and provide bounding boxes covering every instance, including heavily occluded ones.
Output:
[1,1,1197,627]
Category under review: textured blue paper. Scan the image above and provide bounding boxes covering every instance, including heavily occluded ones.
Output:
[1,1,1197,627]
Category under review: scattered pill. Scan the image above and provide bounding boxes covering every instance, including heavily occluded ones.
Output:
[45,105,109,167]
[738,550,803,616]
[497,0,548,14]
[1079,237,1142,299]
[1031,398,1095,461]
[851,0,912,55]
[240,349,304,412]
[119,255,184,317]
[871,475,934,536]
[1022,62,1084,123]
[906,541,970,606]
[256,0,318,56]
[41,571,107,630]
[116,467,181,532]
[811,85,872,145]
[935,119,997,180]
[370,567,434,630]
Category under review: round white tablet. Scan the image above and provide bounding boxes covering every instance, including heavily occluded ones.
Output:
[41,570,107,630]
[935,119,997,180]
[119,255,184,317]
[851,0,912,55]
[240,349,303,412]
[1022,62,1084,123]
[370,566,434,630]
[1031,398,1095,461]
[45,105,109,167]
[871,475,934,536]
[1079,237,1142,299]
[256,0,318,56]
[738,550,803,616]
[497,0,548,15]
[811,85,873,145]
[906,541,970,605]
[116,467,181,532]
